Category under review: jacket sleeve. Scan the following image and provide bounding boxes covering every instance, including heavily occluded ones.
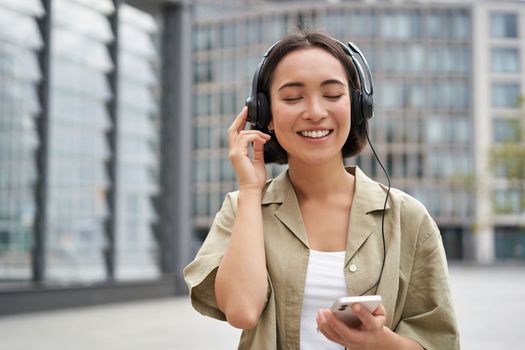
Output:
[182,192,238,321]
[394,212,460,350]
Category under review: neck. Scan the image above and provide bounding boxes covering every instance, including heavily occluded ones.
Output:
[287,155,354,201]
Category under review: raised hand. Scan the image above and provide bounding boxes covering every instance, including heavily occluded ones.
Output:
[227,106,272,192]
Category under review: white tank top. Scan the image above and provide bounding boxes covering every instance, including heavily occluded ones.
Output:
[300,250,347,350]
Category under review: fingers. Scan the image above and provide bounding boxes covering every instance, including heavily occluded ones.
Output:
[352,303,385,329]
[228,106,248,135]
[228,107,271,149]
[317,310,352,345]
[352,303,374,329]
[317,309,360,344]
[372,304,386,316]
[228,131,270,162]
[252,136,266,162]
[316,310,345,344]
[316,305,387,348]
[237,130,271,147]
[224,107,271,190]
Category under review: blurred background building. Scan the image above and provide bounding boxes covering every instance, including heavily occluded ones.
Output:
[0,0,192,314]
[0,0,524,314]
[190,0,525,264]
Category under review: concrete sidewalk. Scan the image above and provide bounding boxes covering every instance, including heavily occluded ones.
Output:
[0,264,524,350]
[0,296,240,350]
[448,264,525,350]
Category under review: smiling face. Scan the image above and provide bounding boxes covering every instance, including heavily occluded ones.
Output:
[268,47,351,166]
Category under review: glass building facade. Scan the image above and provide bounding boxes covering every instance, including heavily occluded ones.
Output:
[115,4,160,280]
[46,0,114,282]
[192,1,525,261]
[0,0,163,286]
[0,0,44,280]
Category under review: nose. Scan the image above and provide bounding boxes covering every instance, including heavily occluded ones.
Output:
[302,96,328,121]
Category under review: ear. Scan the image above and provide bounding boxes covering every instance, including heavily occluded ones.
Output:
[268,120,274,131]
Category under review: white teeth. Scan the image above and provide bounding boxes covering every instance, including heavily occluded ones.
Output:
[300,130,330,139]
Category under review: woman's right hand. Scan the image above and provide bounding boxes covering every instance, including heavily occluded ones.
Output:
[227,106,272,192]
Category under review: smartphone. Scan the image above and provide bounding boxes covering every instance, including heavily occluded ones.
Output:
[330,295,382,328]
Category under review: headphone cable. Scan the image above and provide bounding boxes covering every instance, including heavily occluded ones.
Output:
[359,129,391,296]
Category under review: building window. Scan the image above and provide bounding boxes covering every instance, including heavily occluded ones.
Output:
[492,83,520,107]
[440,227,464,260]
[193,158,210,183]
[382,45,424,73]
[195,92,212,115]
[220,22,236,48]
[427,11,470,39]
[495,227,525,260]
[490,13,518,38]
[427,117,471,145]
[451,118,471,144]
[492,144,525,179]
[494,189,523,214]
[194,26,214,51]
[452,11,470,38]
[493,118,521,143]
[219,57,235,83]
[380,80,425,109]
[429,46,470,73]
[381,81,401,108]
[405,83,425,107]
[430,80,469,109]
[220,157,235,182]
[491,48,520,73]
[324,11,344,39]
[194,60,213,83]
[382,11,421,39]
[350,10,376,38]
[194,125,211,149]
[246,17,261,45]
[220,90,236,115]
[194,191,209,217]
[263,15,285,43]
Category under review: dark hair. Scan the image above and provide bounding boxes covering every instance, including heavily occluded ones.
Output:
[258,30,369,164]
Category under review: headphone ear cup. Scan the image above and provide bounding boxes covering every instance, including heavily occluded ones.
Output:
[351,90,364,126]
[361,93,374,122]
[245,95,258,127]
[257,92,271,129]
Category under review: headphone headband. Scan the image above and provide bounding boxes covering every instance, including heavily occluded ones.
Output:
[346,41,374,96]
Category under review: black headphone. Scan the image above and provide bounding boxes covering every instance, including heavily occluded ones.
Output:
[245,39,374,131]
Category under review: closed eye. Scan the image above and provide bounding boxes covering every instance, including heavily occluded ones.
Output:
[325,95,343,100]
[282,97,303,103]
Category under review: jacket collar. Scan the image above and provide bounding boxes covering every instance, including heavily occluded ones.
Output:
[261,166,390,262]
[261,166,390,213]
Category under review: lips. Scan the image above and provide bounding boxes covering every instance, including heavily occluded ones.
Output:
[298,129,333,139]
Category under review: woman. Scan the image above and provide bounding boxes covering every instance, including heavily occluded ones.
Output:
[184,31,459,350]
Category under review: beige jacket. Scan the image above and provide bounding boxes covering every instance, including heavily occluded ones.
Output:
[184,166,460,349]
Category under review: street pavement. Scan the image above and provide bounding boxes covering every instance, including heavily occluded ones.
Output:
[0,264,524,350]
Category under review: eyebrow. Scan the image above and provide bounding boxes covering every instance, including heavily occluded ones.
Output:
[277,82,304,91]
[277,79,347,91]
[321,79,347,88]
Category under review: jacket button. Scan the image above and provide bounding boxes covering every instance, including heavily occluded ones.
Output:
[349,264,358,272]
